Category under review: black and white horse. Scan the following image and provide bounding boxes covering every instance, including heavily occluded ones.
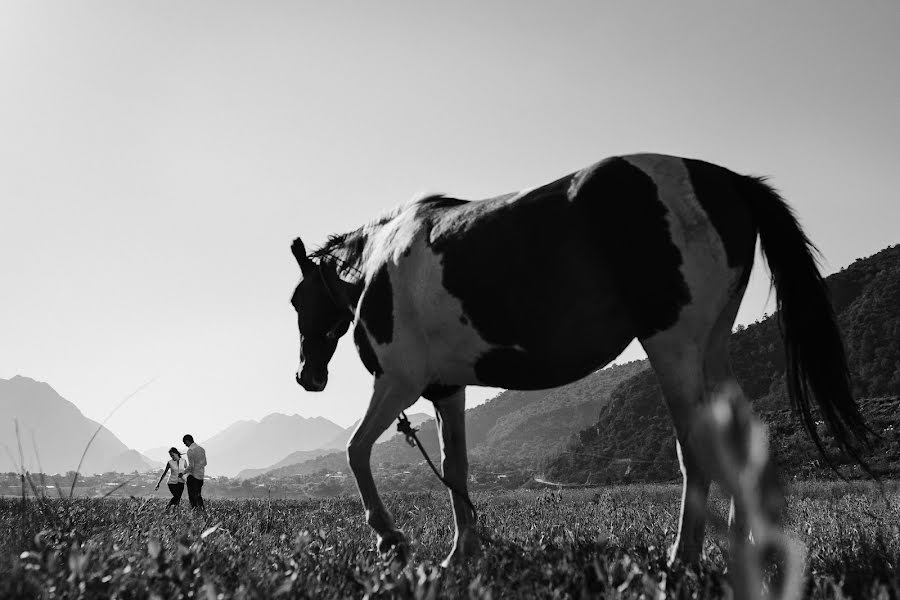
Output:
[290,154,868,566]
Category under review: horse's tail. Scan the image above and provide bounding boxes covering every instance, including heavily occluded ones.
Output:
[738,174,872,473]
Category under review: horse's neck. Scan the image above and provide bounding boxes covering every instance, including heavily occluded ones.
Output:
[339,277,364,312]
[330,233,367,309]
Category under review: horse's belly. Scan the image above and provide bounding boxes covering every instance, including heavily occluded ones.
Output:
[422,299,637,390]
[470,319,636,390]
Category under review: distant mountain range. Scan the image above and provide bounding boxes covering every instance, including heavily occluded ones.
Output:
[0,376,159,475]
[199,413,345,477]
[0,373,426,478]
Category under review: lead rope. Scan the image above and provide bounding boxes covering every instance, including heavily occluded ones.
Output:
[396,411,478,523]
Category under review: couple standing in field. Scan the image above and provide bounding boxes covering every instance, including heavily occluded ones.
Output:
[155,434,207,510]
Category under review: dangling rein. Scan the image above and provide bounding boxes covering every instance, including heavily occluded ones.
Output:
[396,412,478,523]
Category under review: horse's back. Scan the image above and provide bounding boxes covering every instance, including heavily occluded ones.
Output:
[423,154,752,330]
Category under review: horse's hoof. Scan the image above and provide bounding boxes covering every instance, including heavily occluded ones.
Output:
[441,531,482,568]
[377,530,409,562]
[668,544,702,568]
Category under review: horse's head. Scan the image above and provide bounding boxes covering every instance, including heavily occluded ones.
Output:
[290,237,353,392]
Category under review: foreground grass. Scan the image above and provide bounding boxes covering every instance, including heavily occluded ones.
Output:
[1,482,898,599]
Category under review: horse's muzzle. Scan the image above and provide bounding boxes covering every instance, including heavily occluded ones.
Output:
[296,369,327,392]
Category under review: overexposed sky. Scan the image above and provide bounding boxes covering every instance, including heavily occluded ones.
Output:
[1,2,898,453]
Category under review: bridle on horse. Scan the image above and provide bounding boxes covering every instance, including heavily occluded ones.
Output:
[317,261,355,318]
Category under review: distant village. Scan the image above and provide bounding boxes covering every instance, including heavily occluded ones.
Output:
[1,461,536,501]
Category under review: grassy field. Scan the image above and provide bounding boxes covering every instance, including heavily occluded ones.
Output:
[1,482,898,599]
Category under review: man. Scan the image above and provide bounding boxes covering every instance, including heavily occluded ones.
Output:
[183,434,207,511]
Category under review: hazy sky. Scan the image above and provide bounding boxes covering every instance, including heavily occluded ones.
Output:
[1,2,898,455]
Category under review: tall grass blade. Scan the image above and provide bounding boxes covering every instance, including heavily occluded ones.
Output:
[14,419,26,474]
[30,431,47,499]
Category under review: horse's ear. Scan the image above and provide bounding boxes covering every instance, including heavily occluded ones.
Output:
[291,237,313,273]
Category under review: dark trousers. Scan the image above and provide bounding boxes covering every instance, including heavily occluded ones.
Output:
[186,475,205,510]
[167,482,184,508]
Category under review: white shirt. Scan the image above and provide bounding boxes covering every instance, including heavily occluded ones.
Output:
[167,457,187,484]
[186,443,207,480]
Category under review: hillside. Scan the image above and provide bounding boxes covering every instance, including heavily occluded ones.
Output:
[257,361,646,479]
[549,244,900,483]
[0,376,157,475]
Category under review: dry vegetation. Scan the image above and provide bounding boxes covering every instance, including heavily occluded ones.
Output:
[1,481,898,599]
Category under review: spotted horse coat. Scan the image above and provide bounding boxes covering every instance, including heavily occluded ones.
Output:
[290,153,869,567]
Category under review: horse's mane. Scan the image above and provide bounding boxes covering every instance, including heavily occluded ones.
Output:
[308,204,401,279]
[309,232,358,261]
[308,195,464,276]
[308,200,411,262]
[308,231,366,281]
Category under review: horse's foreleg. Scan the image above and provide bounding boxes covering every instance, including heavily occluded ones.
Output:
[433,387,480,567]
[348,376,418,558]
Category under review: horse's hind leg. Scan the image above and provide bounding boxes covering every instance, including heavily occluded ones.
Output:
[348,375,419,558]
[642,333,710,564]
[642,272,753,564]
[703,291,784,541]
[704,312,751,541]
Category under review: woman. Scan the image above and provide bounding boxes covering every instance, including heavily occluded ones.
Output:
[155,447,187,508]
